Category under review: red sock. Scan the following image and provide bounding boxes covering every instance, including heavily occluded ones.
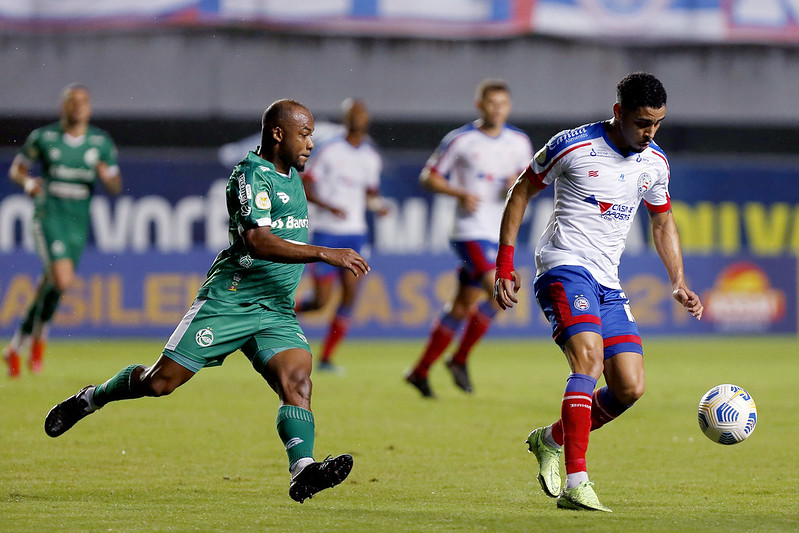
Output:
[320,315,349,363]
[451,305,493,365]
[561,373,595,475]
[550,386,631,445]
[413,315,460,378]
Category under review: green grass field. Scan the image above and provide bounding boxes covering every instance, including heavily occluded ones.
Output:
[2,336,798,532]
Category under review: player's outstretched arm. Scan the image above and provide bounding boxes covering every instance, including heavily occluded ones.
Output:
[494,168,540,310]
[243,226,370,277]
[649,209,704,320]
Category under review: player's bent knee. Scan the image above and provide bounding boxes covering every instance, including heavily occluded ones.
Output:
[615,382,645,405]
[282,370,312,403]
[570,353,605,379]
[144,376,182,397]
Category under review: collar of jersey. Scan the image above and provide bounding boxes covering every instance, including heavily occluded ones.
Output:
[247,151,296,178]
[247,150,275,169]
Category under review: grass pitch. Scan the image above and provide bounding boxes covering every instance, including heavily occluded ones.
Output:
[1,336,798,532]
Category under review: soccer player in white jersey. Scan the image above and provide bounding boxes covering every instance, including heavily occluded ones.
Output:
[494,72,703,512]
[405,79,533,397]
[296,99,389,371]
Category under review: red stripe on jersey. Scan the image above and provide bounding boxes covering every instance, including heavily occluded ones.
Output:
[538,142,592,181]
[603,334,642,348]
[645,197,671,213]
[523,166,547,190]
[651,148,670,174]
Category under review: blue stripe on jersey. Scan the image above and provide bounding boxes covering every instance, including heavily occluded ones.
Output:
[439,121,527,154]
[539,121,604,166]
[436,122,478,153]
[649,141,668,160]
[505,123,528,135]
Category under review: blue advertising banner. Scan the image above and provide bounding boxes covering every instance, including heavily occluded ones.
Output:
[2,151,799,257]
[1,251,795,339]
[1,0,797,43]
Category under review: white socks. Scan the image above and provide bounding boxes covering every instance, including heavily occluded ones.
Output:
[542,425,562,449]
[566,471,589,489]
[290,457,314,478]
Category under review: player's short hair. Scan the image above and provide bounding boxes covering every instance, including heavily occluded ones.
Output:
[475,79,510,101]
[260,99,309,146]
[60,83,89,103]
[616,72,667,111]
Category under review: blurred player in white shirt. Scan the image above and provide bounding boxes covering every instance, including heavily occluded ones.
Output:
[296,98,388,371]
[494,72,703,512]
[405,80,533,397]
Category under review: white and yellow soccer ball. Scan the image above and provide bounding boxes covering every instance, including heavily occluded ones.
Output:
[697,384,757,445]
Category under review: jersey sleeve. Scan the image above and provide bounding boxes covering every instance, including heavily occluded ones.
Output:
[18,128,41,165]
[643,149,671,213]
[528,128,591,190]
[100,134,119,168]
[425,131,459,178]
[367,150,382,191]
[516,135,534,175]
[236,167,274,234]
[527,132,569,190]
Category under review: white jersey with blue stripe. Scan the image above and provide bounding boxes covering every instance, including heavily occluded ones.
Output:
[528,121,671,289]
[427,121,533,242]
[303,134,382,235]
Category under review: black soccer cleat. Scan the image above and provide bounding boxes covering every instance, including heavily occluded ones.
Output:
[44,385,95,438]
[404,370,435,398]
[289,454,354,503]
[445,358,473,393]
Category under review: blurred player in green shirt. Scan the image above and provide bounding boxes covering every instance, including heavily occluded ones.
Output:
[44,99,369,503]
[3,84,122,377]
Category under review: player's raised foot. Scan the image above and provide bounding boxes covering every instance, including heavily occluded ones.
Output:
[3,346,21,378]
[29,339,45,373]
[289,454,354,503]
[525,426,563,498]
[44,385,96,437]
[404,370,435,398]
[444,357,473,393]
[556,481,612,512]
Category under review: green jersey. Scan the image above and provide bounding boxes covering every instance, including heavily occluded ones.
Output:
[20,121,118,227]
[197,151,310,311]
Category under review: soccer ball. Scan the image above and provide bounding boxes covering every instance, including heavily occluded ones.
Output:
[697,384,757,445]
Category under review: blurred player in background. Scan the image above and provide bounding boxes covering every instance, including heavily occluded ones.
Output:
[404,79,533,397]
[3,84,122,377]
[296,98,389,372]
[44,99,368,503]
[494,72,704,512]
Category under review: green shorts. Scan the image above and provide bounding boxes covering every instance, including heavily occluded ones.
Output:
[33,215,89,267]
[162,298,311,374]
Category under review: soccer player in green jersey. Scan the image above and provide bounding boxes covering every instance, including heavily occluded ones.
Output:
[43,99,370,503]
[3,84,122,377]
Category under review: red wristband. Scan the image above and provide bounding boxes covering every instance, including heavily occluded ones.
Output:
[495,244,515,281]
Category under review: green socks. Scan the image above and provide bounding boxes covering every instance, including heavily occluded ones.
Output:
[20,282,61,334]
[276,405,315,469]
[92,364,145,407]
